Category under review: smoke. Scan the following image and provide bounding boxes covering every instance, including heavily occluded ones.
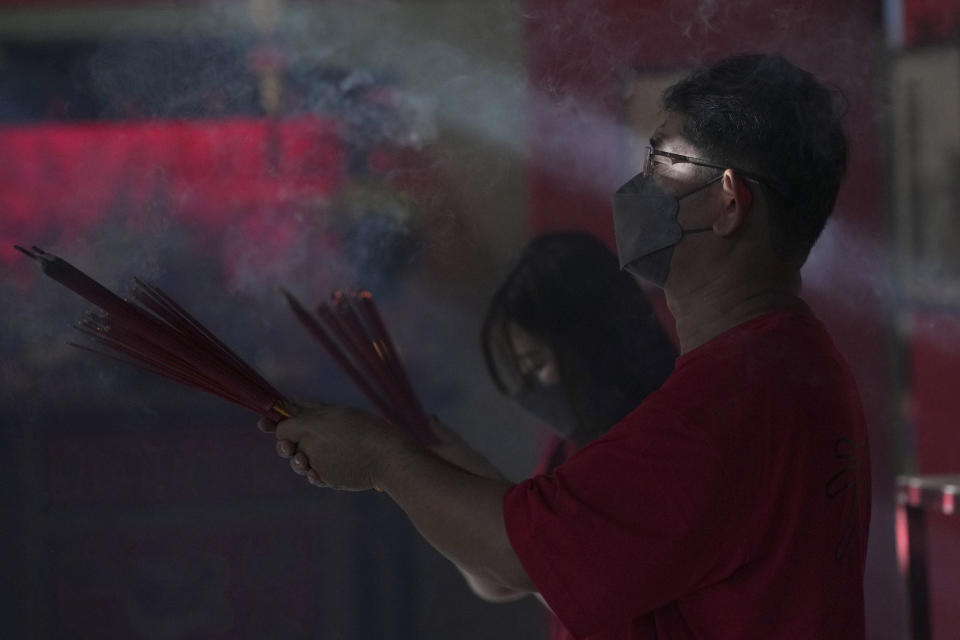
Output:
[802,211,897,321]
[3,4,905,409]
[4,0,889,399]
[2,0,644,308]
[805,207,960,342]
[668,0,817,40]
[87,38,257,119]
[670,0,724,39]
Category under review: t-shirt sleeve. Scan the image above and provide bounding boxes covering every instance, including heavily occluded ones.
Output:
[503,407,755,638]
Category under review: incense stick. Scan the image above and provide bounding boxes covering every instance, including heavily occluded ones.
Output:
[17,245,293,421]
[280,288,401,424]
[284,286,435,444]
[353,290,432,440]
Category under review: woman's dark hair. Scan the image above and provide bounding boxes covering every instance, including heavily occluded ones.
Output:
[481,231,676,441]
[662,53,848,268]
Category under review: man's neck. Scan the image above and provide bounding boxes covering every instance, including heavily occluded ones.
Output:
[666,269,806,355]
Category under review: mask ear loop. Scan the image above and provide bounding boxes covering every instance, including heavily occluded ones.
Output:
[677,171,724,199]
[677,172,724,235]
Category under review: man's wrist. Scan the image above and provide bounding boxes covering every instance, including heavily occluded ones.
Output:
[375,433,427,492]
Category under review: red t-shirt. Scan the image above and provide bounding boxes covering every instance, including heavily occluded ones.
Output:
[535,436,581,640]
[504,311,871,639]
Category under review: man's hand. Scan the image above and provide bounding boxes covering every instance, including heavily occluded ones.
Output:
[259,405,537,596]
[262,405,416,491]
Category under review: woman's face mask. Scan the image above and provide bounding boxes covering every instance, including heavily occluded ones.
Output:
[507,322,579,438]
[611,171,718,287]
[515,380,580,438]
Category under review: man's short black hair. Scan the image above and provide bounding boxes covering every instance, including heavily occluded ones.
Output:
[662,53,848,268]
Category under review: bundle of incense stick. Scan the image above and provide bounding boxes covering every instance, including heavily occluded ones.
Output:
[282,287,435,444]
[14,245,292,421]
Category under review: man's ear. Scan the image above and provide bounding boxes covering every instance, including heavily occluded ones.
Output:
[714,169,753,236]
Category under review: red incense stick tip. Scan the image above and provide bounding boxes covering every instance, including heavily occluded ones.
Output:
[279,287,300,307]
[14,244,37,259]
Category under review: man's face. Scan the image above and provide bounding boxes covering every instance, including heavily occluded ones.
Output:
[642,113,724,289]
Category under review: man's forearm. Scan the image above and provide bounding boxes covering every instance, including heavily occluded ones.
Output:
[378,442,536,593]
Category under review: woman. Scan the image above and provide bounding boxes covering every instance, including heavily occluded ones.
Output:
[481,230,676,470]
[434,231,677,640]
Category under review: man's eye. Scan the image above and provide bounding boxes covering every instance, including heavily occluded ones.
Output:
[649,158,670,172]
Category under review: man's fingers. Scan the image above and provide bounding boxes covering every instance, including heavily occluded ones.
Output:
[277,440,323,484]
[274,407,332,442]
[306,469,326,487]
[291,451,310,475]
[275,418,305,442]
[257,417,278,434]
[276,439,297,458]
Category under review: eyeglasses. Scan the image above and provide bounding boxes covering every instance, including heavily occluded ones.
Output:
[642,146,778,192]
[641,146,728,177]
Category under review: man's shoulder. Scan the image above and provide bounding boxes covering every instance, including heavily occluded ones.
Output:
[674,310,839,373]
[613,310,854,434]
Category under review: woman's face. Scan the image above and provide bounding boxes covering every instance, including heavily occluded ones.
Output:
[505,321,581,438]
[507,322,561,387]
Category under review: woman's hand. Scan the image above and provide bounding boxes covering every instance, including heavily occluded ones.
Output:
[429,416,505,481]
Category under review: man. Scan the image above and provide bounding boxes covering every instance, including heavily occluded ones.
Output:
[265,53,871,639]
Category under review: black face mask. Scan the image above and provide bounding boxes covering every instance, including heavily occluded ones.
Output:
[611,172,719,287]
[515,381,579,439]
